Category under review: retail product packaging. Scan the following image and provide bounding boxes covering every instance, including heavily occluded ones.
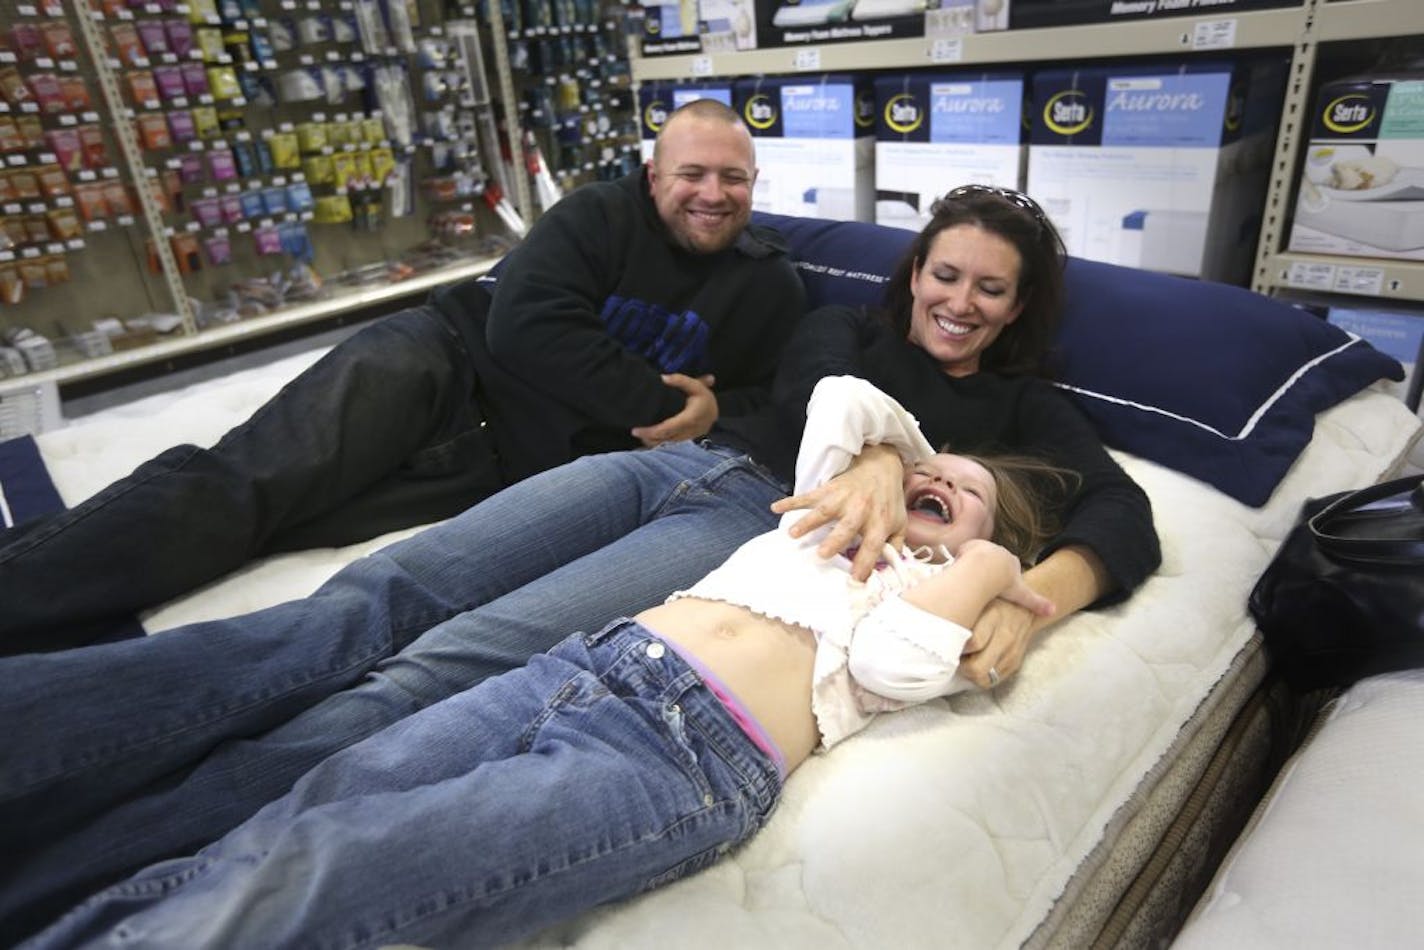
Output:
[1323,302,1424,413]
[735,73,875,221]
[1009,0,1295,29]
[873,70,1025,231]
[751,0,990,48]
[638,79,735,161]
[1026,58,1285,284]
[1287,74,1424,262]
[640,0,759,55]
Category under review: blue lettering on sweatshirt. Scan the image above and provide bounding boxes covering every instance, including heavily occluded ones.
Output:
[600,296,711,374]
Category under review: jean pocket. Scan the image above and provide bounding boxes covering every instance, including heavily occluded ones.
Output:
[642,839,730,892]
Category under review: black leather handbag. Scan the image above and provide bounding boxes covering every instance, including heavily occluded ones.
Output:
[1249,473,1424,691]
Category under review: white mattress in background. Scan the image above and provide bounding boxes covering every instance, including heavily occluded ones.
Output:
[1173,669,1424,949]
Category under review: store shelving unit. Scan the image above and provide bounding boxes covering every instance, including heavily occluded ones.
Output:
[629,0,1424,308]
[0,0,536,398]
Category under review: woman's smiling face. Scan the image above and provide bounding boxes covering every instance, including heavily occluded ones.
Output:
[902,453,998,556]
[907,224,1026,378]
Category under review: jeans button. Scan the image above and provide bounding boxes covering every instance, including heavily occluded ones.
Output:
[645,642,666,659]
[703,794,715,807]
[669,703,681,715]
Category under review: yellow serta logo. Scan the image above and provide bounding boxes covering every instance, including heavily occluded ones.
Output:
[744,94,777,130]
[1323,94,1375,134]
[884,93,922,134]
[1043,90,1094,136]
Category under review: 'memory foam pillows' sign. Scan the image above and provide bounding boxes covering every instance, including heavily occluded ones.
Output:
[753,211,1403,506]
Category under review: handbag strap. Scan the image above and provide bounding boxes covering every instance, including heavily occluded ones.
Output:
[1308,473,1424,564]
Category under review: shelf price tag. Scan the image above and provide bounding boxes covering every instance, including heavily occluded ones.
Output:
[930,37,963,63]
[792,47,820,71]
[691,56,714,77]
[1284,260,1334,290]
[1333,265,1385,297]
[1190,19,1237,50]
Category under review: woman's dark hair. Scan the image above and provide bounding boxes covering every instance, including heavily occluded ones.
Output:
[879,185,1067,378]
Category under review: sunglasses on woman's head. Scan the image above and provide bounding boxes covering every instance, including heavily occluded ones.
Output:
[935,184,1050,232]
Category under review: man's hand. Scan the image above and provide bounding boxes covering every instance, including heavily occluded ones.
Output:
[770,443,907,581]
[631,374,719,447]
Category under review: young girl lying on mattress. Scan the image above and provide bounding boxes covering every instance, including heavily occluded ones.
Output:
[28,376,1071,950]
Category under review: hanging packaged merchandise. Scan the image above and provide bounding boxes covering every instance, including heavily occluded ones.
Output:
[386,158,412,217]
[268,18,296,53]
[312,193,354,223]
[252,223,284,254]
[190,196,223,228]
[332,14,358,44]
[371,66,415,147]
[204,232,232,265]
[136,20,169,57]
[383,0,418,53]
[286,180,315,212]
[280,221,315,260]
[278,68,323,103]
[239,189,266,219]
[321,66,346,105]
[353,0,391,54]
[168,21,195,58]
[262,185,289,215]
[297,15,333,46]
[268,131,301,169]
[219,193,245,224]
[167,110,197,145]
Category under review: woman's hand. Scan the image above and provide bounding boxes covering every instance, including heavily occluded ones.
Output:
[956,599,1041,690]
[958,544,1113,690]
[771,443,906,581]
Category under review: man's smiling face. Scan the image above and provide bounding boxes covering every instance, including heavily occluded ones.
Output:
[647,114,757,254]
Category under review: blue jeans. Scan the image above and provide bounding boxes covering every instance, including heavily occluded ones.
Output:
[0,305,503,655]
[23,620,783,950]
[0,441,786,942]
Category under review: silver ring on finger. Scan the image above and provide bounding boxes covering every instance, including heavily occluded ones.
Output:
[987,666,1001,688]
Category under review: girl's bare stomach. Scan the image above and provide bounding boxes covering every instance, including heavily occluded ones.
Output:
[636,598,821,772]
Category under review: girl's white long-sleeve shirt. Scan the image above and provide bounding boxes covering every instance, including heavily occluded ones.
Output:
[671,376,975,750]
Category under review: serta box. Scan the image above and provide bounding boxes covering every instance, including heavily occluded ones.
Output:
[873,71,1026,231]
[736,74,876,221]
[640,1,703,55]
[1010,0,1296,29]
[638,81,735,161]
[752,0,925,49]
[1288,75,1424,262]
[1026,59,1285,284]
[1325,302,1424,415]
[698,0,759,52]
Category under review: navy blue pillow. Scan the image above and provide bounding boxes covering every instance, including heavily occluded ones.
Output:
[753,211,1404,507]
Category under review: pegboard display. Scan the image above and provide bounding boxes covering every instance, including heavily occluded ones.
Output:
[0,0,577,382]
[1,0,173,373]
[499,0,639,209]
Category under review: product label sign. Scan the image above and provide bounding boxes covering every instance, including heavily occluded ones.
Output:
[1102,73,1232,147]
[781,84,855,139]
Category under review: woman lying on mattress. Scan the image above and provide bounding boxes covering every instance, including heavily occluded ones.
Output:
[27,376,1071,949]
[0,186,1160,943]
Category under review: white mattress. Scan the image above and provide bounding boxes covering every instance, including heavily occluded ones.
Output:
[1173,669,1424,949]
[27,350,1424,948]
